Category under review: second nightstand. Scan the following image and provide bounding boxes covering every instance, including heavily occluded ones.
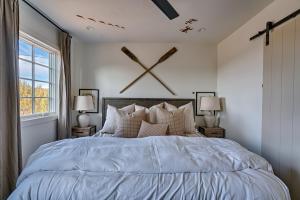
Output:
[198,127,225,138]
[72,125,96,138]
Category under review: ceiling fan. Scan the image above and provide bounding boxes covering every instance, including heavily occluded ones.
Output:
[151,0,179,20]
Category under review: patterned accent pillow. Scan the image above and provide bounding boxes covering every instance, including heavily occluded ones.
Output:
[135,103,164,123]
[156,108,185,136]
[113,109,146,138]
[164,102,196,134]
[102,104,135,133]
[137,121,168,138]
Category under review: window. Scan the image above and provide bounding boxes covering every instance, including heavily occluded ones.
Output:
[19,34,58,117]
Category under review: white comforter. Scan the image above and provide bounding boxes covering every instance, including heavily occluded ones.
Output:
[9,136,290,200]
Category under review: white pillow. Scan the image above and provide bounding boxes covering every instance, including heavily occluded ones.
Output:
[113,109,146,138]
[135,103,164,123]
[156,108,185,136]
[164,102,196,134]
[101,104,135,133]
[137,121,168,138]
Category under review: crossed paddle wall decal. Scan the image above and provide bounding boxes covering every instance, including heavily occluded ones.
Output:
[120,47,178,95]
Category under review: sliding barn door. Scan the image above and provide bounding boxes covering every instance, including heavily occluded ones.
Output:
[262,16,300,199]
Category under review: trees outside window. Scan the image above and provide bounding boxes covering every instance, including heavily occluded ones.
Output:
[19,35,57,117]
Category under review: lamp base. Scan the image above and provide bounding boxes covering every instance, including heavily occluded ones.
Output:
[204,115,216,128]
[77,113,90,128]
[215,112,220,127]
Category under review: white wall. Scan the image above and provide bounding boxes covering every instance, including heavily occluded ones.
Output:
[19,1,59,49]
[217,0,300,154]
[78,43,217,129]
[21,117,57,167]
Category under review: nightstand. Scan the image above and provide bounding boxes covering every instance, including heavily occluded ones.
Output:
[72,125,96,138]
[198,127,225,138]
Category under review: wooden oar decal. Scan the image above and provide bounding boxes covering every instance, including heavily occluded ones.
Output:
[120,47,177,95]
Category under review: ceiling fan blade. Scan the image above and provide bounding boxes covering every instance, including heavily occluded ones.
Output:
[151,0,179,20]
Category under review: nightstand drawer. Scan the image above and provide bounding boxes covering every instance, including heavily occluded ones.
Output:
[72,125,96,137]
[73,132,90,137]
[198,127,225,138]
[73,129,90,133]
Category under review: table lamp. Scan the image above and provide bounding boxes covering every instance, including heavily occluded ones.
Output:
[200,96,221,128]
[73,96,94,128]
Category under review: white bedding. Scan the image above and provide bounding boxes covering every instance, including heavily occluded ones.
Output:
[9,136,290,200]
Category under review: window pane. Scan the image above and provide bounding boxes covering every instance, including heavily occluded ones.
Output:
[19,40,32,61]
[35,64,49,82]
[35,81,49,97]
[19,79,32,97]
[19,60,32,79]
[35,98,49,113]
[18,36,57,117]
[35,47,49,66]
[20,98,32,116]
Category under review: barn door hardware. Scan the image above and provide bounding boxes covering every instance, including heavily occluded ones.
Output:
[120,47,177,95]
[265,21,273,46]
[250,9,300,46]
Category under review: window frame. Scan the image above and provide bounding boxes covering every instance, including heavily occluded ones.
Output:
[19,32,60,120]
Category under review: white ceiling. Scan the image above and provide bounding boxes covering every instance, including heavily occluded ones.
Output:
[27,0,273,43]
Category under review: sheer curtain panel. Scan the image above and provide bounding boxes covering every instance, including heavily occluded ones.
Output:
[58,32,72,139]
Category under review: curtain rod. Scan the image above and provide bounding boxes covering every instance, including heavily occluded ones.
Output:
[22,0,71,37]
[250,9,300,42]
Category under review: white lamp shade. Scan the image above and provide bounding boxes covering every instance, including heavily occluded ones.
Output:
[73,96,94,111]
[200,96,221,111]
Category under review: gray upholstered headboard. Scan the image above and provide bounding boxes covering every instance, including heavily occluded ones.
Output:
[102,97,195,126]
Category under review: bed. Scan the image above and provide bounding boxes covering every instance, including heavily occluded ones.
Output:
[9,98,290,200]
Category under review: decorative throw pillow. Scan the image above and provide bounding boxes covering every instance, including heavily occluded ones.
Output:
[137,121,168,138]
[101,104,135,133]
[164,102,196,134]
[113,109,146,138]
[135,103,164,123]
[164,102,177,110]
[156,108,185,136]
